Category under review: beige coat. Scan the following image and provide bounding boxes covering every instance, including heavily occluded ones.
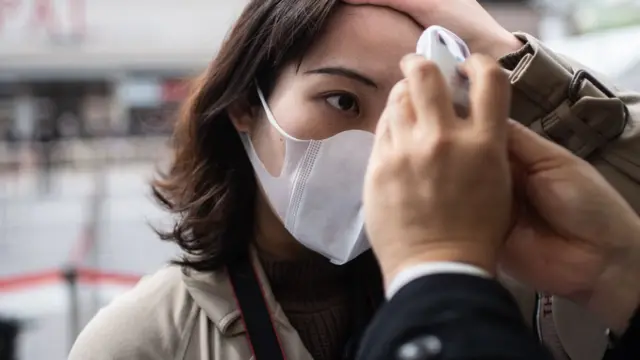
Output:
[68,33,640,360]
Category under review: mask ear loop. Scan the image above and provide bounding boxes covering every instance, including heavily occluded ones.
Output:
[254,80,304,142]
[253,82,324,232]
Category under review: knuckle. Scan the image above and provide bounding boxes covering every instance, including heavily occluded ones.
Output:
[394,152,413,171]
[427,132,455,156]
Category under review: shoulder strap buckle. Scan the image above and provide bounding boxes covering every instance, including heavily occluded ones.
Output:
[567,69,629,140]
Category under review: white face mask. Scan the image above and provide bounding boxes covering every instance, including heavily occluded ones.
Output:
[238,84,374,265]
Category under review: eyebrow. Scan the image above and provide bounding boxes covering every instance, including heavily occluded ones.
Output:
[304,67,378,88]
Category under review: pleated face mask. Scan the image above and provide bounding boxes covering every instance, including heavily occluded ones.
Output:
[238,84,374,265]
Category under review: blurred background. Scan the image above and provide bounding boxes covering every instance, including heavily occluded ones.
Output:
[0,0,639,359]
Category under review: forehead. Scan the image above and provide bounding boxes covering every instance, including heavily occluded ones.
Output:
[298,5,422,88]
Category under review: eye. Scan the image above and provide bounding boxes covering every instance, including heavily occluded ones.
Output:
[325,93,360,114]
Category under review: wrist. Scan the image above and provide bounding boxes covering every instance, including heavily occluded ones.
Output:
[475,32,523,60]
[379,245,498,289]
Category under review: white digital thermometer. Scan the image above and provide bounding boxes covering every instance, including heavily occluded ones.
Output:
[416,26,470,110]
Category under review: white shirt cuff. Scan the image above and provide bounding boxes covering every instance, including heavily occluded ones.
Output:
[385,262,491,300]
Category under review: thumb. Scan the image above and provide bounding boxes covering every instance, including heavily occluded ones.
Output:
[507,120,572,168]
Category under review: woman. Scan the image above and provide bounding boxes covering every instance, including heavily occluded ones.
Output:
[69,0,640,359]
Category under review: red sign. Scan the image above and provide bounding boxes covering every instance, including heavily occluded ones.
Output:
[161,79,190,103]
[0,0,85,38]
[0,0,19,29]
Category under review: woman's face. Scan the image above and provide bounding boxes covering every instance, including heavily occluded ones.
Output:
[233,4,422,176]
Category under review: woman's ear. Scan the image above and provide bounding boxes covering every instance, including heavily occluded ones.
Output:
[228,98,257,133]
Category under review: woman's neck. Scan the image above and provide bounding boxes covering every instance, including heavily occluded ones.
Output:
[253,194,312,261]
[251,193,384,305]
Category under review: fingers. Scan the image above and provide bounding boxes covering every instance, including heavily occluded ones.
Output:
[385,54,511,148]
[400,54,456,132]
[460,54,511,139]
[377,80,413,143]
[375,81,398,143]
[507,120,572,168]
[370,80,412,174]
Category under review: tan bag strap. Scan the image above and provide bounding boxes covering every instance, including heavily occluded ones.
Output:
[528,70,629,159]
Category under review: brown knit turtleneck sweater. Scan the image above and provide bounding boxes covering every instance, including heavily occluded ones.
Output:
[258,251,382,360]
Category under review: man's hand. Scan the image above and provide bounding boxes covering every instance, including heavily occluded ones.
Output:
[364,53,512,287]
[503,121,640,333]
[342,0,523,59]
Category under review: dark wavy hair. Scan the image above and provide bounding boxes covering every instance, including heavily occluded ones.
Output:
[152,0,339,272]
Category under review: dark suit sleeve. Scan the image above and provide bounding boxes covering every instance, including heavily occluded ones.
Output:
[356,274,552,360]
